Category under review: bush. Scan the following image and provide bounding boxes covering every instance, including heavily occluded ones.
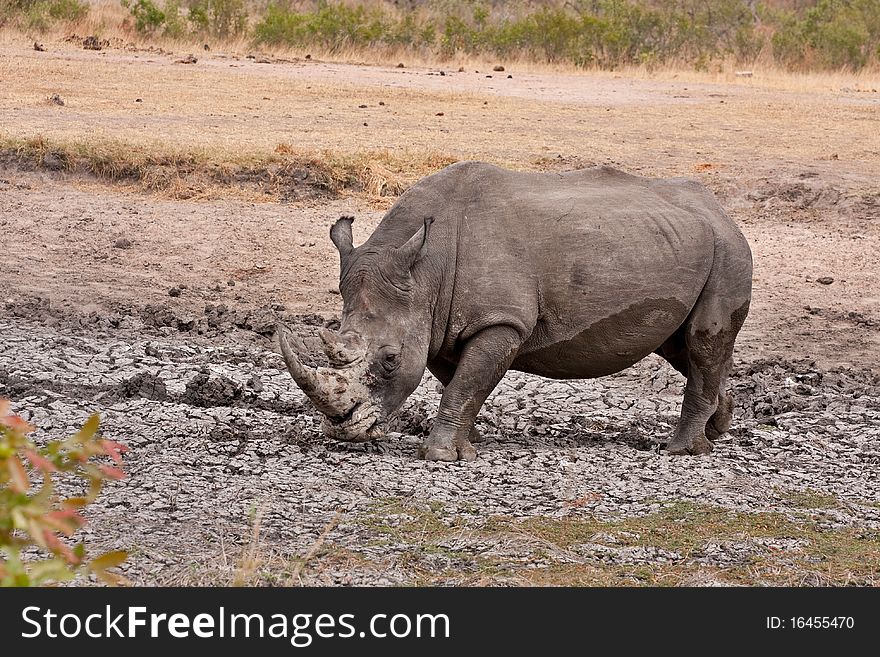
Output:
[253,1,764,68]
[46,0,87,21]
[162,0,188,38]
[187,0,248,38]
[122,0,166,34]
[0,400,128,586]
[0,0,88,31]
[255,2,383,49]
[107,1,880,70]
[767,0,880,70]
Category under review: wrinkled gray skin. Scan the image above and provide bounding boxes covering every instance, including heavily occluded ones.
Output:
[279,161,752,461]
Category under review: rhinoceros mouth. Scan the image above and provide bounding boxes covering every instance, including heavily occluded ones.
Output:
[322,403,383,443]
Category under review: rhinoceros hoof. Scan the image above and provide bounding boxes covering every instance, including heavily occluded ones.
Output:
[456,439,477,462]
[666,436,714,456]
[420,445,458,462]
[418,440,477,462]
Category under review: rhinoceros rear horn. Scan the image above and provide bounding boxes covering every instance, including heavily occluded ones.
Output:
[319,328,364,366]
[276,323,348,417]
[330,216,354,262]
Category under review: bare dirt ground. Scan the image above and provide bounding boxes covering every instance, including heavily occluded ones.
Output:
[1,40,879,585]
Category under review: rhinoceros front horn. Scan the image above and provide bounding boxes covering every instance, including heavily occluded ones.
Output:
[276,323,348,417]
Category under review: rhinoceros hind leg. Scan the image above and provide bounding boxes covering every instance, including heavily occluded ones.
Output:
[666,301,747,456]
[656,338,735,446]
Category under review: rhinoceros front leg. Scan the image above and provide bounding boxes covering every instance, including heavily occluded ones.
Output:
[419,326,522,462]
[427,361,486,444]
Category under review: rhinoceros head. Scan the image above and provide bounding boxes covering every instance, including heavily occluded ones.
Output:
[278,215,433,442]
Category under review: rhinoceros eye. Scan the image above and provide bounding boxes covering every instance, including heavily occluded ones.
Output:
[379,348,400,373]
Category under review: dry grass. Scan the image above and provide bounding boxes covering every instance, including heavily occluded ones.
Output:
[0,134,457,200]
[2,39,877,201]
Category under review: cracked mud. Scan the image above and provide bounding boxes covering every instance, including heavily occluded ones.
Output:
[2,307,878,585]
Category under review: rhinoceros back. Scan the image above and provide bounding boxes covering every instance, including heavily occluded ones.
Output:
[378,162,732,378]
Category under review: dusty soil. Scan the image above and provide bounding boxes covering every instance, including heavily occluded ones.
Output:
[1,41,879,585]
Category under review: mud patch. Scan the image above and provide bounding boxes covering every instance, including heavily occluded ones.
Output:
[2,317,879,586]
[110,372,169,402]
[182,370,244,407]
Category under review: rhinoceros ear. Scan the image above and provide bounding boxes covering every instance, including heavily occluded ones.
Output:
[330,216,354,261]
[392,216,434,272]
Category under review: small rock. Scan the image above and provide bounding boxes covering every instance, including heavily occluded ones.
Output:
[358,104,368,108]
[135,98,143,103]
[378,101,385,106]
[493,65,505,72]
[113,238,133,249]
[507,74,513,79]
[396,62,405,68]
[34,42,46,52]
[168,287,182,297]
[203,43,210,51]
[435,112,444,116]
[817,276,834,285]
[305,54,311,60]
[458,67,465,72]
[175,54,198,64]
[47,94,64,106]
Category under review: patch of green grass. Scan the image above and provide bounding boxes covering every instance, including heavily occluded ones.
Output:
[355,498,880,586]
[779,489,842,510]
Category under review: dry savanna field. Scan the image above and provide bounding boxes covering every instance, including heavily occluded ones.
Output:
[1,31,880,585]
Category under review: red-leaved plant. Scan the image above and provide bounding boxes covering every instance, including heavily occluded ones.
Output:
[0,399,128,586]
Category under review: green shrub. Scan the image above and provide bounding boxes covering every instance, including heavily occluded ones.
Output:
[1,0,88,31]
[1,400,128,587]
[107,1,880,71]
[767,0,880,70]
[254,1,765,68]
[122,0,166,34]
[162,0,188,38]
[47,0,87,21]
[187,0,248,38]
